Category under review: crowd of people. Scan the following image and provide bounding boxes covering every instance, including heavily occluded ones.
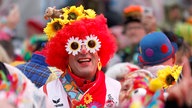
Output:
[0,0,192,108]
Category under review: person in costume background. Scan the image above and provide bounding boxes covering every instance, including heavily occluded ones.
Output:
[120,5,146,64]
[0,61,54,108]
[21,34,47,61]
[41,5,121,108]
[138,32,179,77]
[0,3,21,62]
[161,4,183,32]
[141,7,161,33]
[117,64,192,108]
[106,25,130,69]
[163,31,192,76]
[118,69,165,108]
[116,32,191,108]
[105,62,140,83]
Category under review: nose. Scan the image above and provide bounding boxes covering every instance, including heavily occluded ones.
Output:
[80,45,88,54]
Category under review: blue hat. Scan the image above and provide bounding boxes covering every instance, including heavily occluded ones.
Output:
[138,32,176,66]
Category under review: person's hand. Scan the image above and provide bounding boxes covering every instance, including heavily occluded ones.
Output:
[167,67,192,107]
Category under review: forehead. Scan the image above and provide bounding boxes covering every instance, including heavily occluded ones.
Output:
[125,71,151,79]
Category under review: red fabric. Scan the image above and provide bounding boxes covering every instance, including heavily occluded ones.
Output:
[161,44,168,54]
[14,55,24,61]
[34,48,46,56]
[43,84,48,95]
[67,70,107,107]
[27,19,44,33]
[68,71,96,92]
[76,71,106,107]
[0,30,11,41]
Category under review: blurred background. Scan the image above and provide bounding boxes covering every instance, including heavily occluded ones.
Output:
[0,0,191,69]
[1,0,191,38]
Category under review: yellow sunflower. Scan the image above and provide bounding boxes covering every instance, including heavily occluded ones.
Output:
[171,65,182,80]
[77,5,84,13]
[63,5,84,24]
[157,65,182,88]
[84,93,93,104]
[149,78,163,92]
[44,18,64,40]
[84,9,96,19]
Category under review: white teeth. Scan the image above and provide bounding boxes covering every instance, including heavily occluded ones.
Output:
[78,58,91,63]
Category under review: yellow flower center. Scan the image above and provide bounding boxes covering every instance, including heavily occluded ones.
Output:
[68,12,77,20]
[53,21,62,31]
[166,74,175,85]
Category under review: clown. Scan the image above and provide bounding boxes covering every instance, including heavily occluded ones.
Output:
[119,70,165,108]
[41,5,121,108]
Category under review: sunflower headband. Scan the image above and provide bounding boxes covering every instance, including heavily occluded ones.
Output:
[44,5,96,41]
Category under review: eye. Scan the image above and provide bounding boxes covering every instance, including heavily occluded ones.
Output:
[131,88,146,97]
[84,34,101,53]
[88,40,96,48]
[65,37,82,56]
[71,42,79,50]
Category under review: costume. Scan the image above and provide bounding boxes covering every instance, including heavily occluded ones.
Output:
[119,5,144,64]
[106,62,140,81]
[0,62,53,108]
[114,31,183,107]
[138,32,177,66]
[40,5,121,107]
[137,31,182,86]
[21,34,47,61]
[17,51,51,88]
[41,68,120,108]
[119,70,165,108]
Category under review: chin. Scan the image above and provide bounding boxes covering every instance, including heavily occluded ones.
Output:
[79,69,95,77]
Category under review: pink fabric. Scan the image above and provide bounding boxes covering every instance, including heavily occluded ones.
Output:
[0,30,11,41]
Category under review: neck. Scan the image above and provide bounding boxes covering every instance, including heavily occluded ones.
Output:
[161,58,175,66]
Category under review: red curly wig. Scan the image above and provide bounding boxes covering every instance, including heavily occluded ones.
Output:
[45,15,117,71]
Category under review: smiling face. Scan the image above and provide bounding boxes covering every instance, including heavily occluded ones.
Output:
[125,22,146,45]
[69,45,99,80]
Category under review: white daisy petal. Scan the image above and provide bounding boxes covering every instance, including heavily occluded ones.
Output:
[84,34,101,53]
